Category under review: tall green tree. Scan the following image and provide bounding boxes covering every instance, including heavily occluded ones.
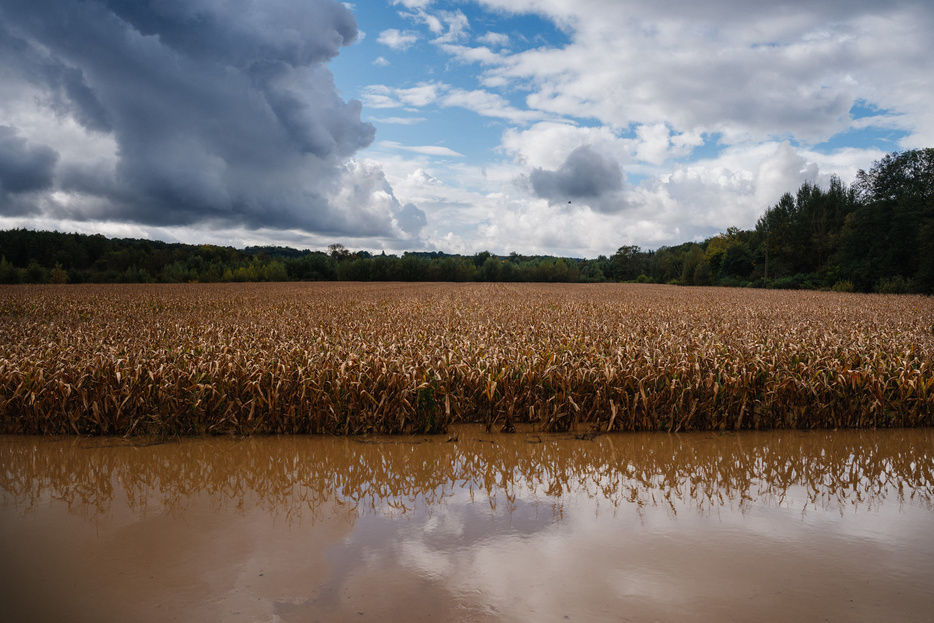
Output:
[837,148,934,291]
[757,176,859,283]
[611,245,650,281]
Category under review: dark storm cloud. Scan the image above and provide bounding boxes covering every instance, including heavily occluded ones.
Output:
[0,0,412,237]
[0,126,59,194]
[100,0,358,69]
[529,145,625,213]
[0,25,113,133]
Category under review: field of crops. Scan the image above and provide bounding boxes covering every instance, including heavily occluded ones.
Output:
[1,282,932,435]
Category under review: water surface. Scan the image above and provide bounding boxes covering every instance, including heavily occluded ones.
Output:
[1,427,932,622]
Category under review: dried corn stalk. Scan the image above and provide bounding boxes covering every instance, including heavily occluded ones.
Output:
[1,282,931,435]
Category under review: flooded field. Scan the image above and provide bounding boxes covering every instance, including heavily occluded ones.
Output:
[2,427,933,622]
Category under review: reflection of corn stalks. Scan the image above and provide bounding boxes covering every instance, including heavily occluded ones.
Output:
[1,282,933,435]
[3,429,931,519]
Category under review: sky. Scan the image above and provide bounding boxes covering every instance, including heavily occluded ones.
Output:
[0,0,931,258]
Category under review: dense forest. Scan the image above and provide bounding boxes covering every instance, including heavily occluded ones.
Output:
[1,148,932,294]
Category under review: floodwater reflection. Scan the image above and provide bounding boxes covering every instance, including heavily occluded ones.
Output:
[1,427,933,622]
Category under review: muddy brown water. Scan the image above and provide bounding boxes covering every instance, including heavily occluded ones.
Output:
[1,427,932,623]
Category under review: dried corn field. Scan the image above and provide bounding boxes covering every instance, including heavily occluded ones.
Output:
[1,282,932,435]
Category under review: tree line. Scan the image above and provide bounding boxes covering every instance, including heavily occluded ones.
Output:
[641,147,932,294]
[1,148,931,293]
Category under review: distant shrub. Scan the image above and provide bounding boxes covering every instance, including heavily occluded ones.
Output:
[25,261,49,284]
[771,273,822,291]
[717,276,747,288]
[770,276,802,290]
[831,280,854,293]
[49,263,68,284]
[875,276,913,294]
[0,256,21,284]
